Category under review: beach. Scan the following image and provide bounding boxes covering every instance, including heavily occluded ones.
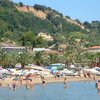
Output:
[0,75,100,87]
[1,75,100,100]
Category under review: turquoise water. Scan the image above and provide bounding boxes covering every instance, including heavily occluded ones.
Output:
[0,81,100,100]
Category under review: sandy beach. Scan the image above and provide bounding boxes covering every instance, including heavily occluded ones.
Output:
[0,75,100,87]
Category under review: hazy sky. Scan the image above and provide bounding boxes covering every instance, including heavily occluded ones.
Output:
[12,0,100,22]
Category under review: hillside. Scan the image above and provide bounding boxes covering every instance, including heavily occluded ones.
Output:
[0,0,86,37]
[0,0,100,69]
[0,0,100,48]
[15,4,84,29]
[15,5,47,20]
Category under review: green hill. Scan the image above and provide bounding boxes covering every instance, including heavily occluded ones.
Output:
[0,0,85,37]
[0,0,100,47]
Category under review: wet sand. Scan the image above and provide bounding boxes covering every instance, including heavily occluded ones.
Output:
[0,75,100,87]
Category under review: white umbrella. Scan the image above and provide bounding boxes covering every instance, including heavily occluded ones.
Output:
[0,68,9,74]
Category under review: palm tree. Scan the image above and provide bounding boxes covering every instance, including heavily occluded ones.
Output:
[33,51,44,66]
[96,52,100,67]
[0,50,17,68]
[48,53,59,64]
[16,52,33,69]
[64,45,76,67]
[84,52,97,67]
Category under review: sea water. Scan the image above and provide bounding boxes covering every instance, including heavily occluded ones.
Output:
[0,81,100,100]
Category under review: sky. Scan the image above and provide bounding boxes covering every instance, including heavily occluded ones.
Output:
[12,0,100,22]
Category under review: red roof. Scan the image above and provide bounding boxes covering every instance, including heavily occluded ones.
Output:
[89,46,100,49]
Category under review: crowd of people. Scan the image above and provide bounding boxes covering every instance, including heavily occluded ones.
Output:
[0,71,100,95]
[6,74,47,91]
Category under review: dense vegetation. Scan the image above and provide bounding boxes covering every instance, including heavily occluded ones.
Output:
[0,0,100,68]
[0,0,84,40]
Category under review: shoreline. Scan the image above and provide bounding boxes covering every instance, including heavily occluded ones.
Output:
[0,76,100,87]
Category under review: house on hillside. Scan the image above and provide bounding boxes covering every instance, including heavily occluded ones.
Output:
[58,44,67,51]
[33,48,63,55]
[38,32,53,41]
[87,46,100,53]
[33,48,50,52]
[1,46,26,53]
[49,43,67,52]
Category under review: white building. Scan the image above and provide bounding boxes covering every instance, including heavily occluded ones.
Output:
[87,46,100,53]
[33,48,50,52]
[1,46,26,53]
[38,32,53,41]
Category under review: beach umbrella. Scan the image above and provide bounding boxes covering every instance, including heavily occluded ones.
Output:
[51,67,57,70]
[51,67,58,74]
[0,68,9,74]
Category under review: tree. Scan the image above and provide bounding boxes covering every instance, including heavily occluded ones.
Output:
[19,2,23,7]
[64,46,76,67]
[83,21,91,28]
[48,53,59,64]
[19,31,35,49]
[84,52,97,67]
[35,36,48,48]
[54,33,66,44]
[65,16,71,19]
[74,19,81,24]
[33,51,44,66]
[0,51,17,68]
[16,52,33,69]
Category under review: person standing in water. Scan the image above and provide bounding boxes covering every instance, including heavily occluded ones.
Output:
[96,80,100,94]
[29,79,33,90]
[63,78,67,88]
[12,79,17,91]
[41,76,46,87]
[19,76,23,86]
[93,74,96,81]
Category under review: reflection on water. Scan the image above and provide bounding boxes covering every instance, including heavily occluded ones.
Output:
[0,82,100,100]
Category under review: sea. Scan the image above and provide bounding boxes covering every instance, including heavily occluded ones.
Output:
[0,81,100,100]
